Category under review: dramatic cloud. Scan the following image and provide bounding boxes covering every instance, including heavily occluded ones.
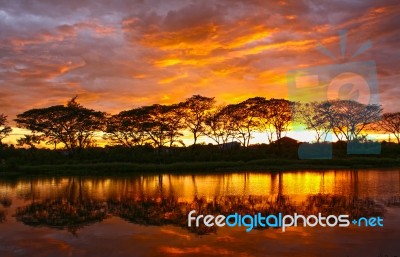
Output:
[0,0,399,135]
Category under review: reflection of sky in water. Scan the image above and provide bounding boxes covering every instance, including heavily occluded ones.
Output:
[0,169,399,257]
[1,170,399,201]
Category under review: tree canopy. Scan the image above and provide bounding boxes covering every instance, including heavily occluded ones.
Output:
[15,97,106,152]
[378,112,400,143]
[182,95,215,145]
[0,114,12,146]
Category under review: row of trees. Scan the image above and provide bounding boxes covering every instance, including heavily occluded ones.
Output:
[0,95,399,152]
[104,96,295,148]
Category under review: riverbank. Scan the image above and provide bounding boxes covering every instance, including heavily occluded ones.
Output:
[1,157,399,176]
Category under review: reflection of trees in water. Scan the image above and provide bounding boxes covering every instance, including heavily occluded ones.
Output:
[109,194,385,234]
[0,196,11,223]
[0,197,12,207]
[0,210,5,223]
[14,193,386,235]
[386,196,400,207]
[15,199,108,235]
[106,195,296,235]
[9,171,395,235]
[107,197,206,232]
[15,177,109,235]
[303,194,384,218]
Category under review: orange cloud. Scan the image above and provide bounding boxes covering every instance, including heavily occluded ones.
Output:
[158,72,188,84]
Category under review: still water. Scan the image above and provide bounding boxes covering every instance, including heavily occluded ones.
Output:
[0,170,399,257]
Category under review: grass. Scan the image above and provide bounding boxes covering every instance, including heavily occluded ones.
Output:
[1,157,399,176]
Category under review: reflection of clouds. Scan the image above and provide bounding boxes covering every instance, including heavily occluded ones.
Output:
[216,235,236,243]
[0,216,399,257]
[160,228,191,240]
[12,237,77,256]
[160,245,250,256]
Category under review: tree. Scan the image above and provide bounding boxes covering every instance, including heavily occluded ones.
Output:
[16,134,43,149]
[263,99,294,142]
[238,97,279,144]
[141,104,186,149]
[204,105,236,145]
[320,100,382,141]
[164,104,187,147]
[182,95,215,145]
[0,114,12,146]
[377,112,400,143]
[15,97,106,152]
[297,102,331,142]
[227,98,263,147]
[104,108,149,147]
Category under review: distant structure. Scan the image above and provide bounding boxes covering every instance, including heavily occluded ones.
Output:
[218,141,241,150]
[273,136,299,146]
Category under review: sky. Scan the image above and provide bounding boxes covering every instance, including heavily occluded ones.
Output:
[0,0,399,144]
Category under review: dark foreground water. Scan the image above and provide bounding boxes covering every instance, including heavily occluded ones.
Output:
[0,170,399,257]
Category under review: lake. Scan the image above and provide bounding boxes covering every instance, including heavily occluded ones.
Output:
[0,170,399,257]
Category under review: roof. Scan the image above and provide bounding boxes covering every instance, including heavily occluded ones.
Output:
[274,136,298,144]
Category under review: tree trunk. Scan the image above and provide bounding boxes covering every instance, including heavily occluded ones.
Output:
[193,134,197,145]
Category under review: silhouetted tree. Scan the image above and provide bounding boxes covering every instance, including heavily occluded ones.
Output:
[16,134,43,149]
[165,104,187,147]
[15,97,106,152]
[297,102,331,142]
[320,100,382,141]
[377,112,400,143]
[183,95,215,145]
[238,97,278,143]
[141,104,186,149]
[104,108,149,147]
[228,98,263,146]
[204,105,237,145]
[0,114,12,146]
[264,99,294,142]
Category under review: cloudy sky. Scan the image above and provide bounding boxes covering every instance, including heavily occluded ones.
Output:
[0,0,399,128]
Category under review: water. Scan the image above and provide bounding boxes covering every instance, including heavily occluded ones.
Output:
[0,170,399,257]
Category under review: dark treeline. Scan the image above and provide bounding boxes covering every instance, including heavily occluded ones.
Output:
[0,95,400,166]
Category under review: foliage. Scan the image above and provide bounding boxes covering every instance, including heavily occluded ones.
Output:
[296,102,331,143]
[0,114,12,146]
[204,105,236,145]
[377,112,400,143]
[182,95,215,144]
[14,97,106,152]
[319,100,382,141]
[105,108,149,147]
